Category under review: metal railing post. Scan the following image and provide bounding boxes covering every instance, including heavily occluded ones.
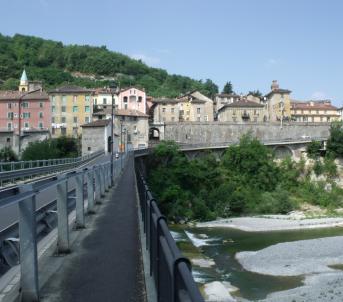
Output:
[100,165,105,197]
[94,166,101,202]
[56,176,70,253]
[18,184,39,302]
[87,168,95,213]
[75,171,85,228]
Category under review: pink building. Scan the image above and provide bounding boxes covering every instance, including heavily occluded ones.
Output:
[118,87,146,113]
[0,90,50,134]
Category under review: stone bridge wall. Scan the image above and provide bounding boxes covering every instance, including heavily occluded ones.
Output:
[163,122,330,144]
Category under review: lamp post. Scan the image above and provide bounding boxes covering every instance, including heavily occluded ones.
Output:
[108,83,119,186]
[18,89,41,155]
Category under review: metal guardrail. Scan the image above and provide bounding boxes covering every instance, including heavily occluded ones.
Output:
[136,169,204,302]
[0,150,104,186]
[0,152,130,301]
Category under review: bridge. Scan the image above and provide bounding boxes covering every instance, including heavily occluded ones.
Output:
[0,149,203,302]
[0,133,330,302]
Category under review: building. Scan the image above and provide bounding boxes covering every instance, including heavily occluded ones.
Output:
[118,87,146,113]
[177,91,214,122]
[81,119,113,156]
[291,100,340,122]
[18,69,43,92]
[92,88,119,110]
[92,108,149,150]
[337,107,343,121]
[217,99,266,122]
[151,98,180,123]
[49,86,94,137]
[0,70,50,135]
[214,93,240,113]
[265,80,292,122]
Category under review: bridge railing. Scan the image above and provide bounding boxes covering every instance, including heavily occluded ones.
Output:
[136,169,204,302]
[0,150,104,186]
[0,152,130,301]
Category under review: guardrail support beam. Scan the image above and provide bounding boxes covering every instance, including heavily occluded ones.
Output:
[75,172,85,228]
[19,184,39,302]
[57,177,70,253]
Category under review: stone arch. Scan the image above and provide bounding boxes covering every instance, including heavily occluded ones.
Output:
[149,127,160,141]
[273,145,293,159]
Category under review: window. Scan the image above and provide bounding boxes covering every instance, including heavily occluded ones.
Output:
[94,98,97,105]
[88,147,91,151]
[7,103,12,109]
[39,112,43,118]
[24,122,29,128]
[124,104,128,110]
[21,102,29,108]
[73,106,78,112]
[85,106,90,113]
[138,96,142,102]
[52,117,55,123]
[52,128,55,135]
[85,95,90,102]
[6,137,10,143]
[204,115,208,121]
[73,95,77,103]
[38,122,43,129]
[197,116,201,121]
[171,108,174,113]
[327,117,330,122]
[52,106,56,113]
[162,107,166,113]
[39,102,43,108]
[61,106,66,113]
[85,116,90,123]
[61,117,66,123]
[73,116,78,123]
[103,98,107,105]
[51,96,56,104]
[72,127,78,137]
[62,96,67,105]
[61,127,66,135]
[197,108,201,114]
[123,96,128,103]
[7,123,12,130]
[23,112,30,118]
[7,112,14,119]
[186,110,190,115]
[316,110,319,114]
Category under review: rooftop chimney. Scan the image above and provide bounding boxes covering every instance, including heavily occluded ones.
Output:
[271,80,279,91]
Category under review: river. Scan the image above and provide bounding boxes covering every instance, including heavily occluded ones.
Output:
[171,225,343,301]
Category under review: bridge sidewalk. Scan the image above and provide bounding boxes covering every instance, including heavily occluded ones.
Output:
[40,160,146,302]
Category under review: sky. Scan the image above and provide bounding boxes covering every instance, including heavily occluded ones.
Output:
[0,0,342,107]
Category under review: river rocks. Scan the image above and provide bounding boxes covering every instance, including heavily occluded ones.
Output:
[203,281,238,302]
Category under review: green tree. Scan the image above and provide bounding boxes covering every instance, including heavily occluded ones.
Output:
[306,141,322,159]
[327,121,343,158]
[222,81,233,94]
[248,90,263,98]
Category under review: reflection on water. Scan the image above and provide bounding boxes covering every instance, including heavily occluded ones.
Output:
[171,225,343,301]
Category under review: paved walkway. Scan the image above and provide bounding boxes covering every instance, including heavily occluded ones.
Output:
[41,160,146,302]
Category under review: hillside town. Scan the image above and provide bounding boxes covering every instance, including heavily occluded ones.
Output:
[0,70,342,155]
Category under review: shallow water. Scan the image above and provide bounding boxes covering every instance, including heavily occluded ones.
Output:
[171,225,343,300]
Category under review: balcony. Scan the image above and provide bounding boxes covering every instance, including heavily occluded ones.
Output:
[241,113,250,120]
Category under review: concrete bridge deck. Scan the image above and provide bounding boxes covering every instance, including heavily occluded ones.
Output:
[40,160,146,302]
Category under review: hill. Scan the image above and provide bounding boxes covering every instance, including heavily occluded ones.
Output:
[0,33,218,98]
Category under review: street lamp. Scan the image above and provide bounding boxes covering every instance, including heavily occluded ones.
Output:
[18,89,41,154]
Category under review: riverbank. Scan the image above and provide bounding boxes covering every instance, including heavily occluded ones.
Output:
[196,215,343,232]
[236,236,343,302]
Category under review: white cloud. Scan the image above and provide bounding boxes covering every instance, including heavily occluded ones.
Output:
[267,58,278,65]
[130,54,160,66]
[311,91,326,100]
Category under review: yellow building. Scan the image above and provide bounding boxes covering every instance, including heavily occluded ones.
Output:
[265,80,292,122]
[49,86,94,137]
[291,100,340,122]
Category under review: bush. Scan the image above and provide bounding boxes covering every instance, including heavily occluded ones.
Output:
[0,146,18,162]
[22,137,79,160]
[306,141,322,159]
[313,160,324,176]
